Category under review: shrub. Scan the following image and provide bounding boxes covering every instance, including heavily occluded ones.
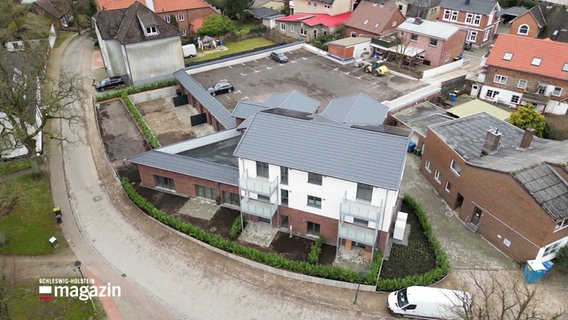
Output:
[307,235,325,264]
[555,245,568,267]
[120,92,160,149]
[228,215,243,240]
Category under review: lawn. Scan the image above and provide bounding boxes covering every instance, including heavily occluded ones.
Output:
[0,173,65,255]
[0,159,31,176]
[54,31,76,49]
[379,202,437,279]
[189,37,275,63]
[8,280,104,320]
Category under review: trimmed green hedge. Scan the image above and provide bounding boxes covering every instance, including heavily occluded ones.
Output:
[120,92,160,149]
[308,235,325,264]
[376,195,450,291]
[122,177,379,284]
[228,215,243,240]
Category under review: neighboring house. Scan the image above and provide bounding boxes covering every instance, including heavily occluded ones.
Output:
[478,34,568,115]
[30,0,70,29]
[420,112,568,263]
[253,0,285,10]
[437,0,500,47]
[291,0,351,16]
[92,2,184,86]
[326,37,371,61]
[153,0,218,37]
[397,17,466,67]
[403,0,442,20]
[248,7,285,29]
[276,12,351,40]
[509,1,568,43]
[344,1,405,38]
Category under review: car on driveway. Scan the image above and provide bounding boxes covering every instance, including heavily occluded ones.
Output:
[270,51,288,63]
[95,76,125,91]
[207,81,234,96]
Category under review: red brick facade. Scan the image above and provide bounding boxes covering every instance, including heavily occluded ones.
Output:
[327,45,354,60]
[398,29,466,67]
[437,5,499,47]
[156,7,217,36]
[508,13,539,38]
[420,130,568,262]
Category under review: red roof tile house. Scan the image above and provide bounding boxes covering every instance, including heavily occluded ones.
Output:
[96,0,218,37]
[344,1,405,38]
[420,112,568,263]
[509,1,568,43]
[478,34,568,115]
[276,12,351,40]
[397,17,466,67]
[437,0,500,47]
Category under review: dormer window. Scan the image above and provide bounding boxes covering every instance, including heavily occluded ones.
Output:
[146,26,158,36]
[502,52,513,61]
[563,62,568,72]
[364,19,368,25]
[531,57,541,66]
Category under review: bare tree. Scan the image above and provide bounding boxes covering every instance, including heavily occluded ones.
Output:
[453,271,565,320]
[394,37,410,68]
[0,257,17,320]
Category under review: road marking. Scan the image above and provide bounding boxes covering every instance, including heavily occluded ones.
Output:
[266,66,272,70]
[343,71,350,75]
[241,96,249,100]
[254,69,260,73]
[334,67,339,71]
[240,73,247,76]
[302,57,308,60]
[228,65,232,69]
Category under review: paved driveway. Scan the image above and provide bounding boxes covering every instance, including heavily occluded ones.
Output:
[191,49,427,112]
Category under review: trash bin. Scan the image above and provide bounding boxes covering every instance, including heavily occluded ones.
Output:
[407,141,416,153]
[449,92,457,101]
[523,260,553,284]
[218,39,223,46]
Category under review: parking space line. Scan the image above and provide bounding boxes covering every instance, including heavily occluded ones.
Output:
[240,73,247,76]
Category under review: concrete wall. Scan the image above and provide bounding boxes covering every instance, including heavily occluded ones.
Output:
[129,86,177,104]
[126,37,184,85]
[422,59,464,79]
[101,39,128,78]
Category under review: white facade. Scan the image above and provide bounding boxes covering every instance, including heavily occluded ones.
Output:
[125,37,184,86]
[479,85,568,115]
[536,235,568,262]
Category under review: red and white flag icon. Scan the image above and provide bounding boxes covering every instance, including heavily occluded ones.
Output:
[39,286,52,301]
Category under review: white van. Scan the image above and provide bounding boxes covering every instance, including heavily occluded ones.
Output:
[387,286,470,319]
[182,44,196,58]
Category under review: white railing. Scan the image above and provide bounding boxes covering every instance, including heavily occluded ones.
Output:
[240,196,277,219]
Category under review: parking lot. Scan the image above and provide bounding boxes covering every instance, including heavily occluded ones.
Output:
[191,49,428,112]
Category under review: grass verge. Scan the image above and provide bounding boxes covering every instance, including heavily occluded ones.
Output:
[190,37,274,63]
[0,159,32,176]
[0,173,65,255]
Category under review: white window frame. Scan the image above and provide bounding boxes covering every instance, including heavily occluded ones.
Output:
[425,159,432,173]
[465,13,473,24]
[178,14,184,21]
[451,10,458,21]
[145,26,158,35]
[280,23,286,31]
[473,14,481,25]
[517,79,527,89]
[543,241,563,255]
[486,89,498,98]
[410,34,418,42]
[301,28,307,36]
[467,30,478,42]
[434,169,442,184]
[502,52,513,61]
[555,219,568,232]
[450,159,462,176]
[518,24,529,35]
[429,38,438,47]
[165,15,170,23]
[531,57,541,66]
[290,24,294,33]
[552,87,562,97]
[493,74,507,84]
[563,62,568,72]
[443,9,451,20]
[181,29,186,36]
[510,95,520,104]
[445,181,451,192]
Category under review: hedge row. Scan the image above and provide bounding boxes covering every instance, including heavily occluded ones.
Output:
[228,215,243,240]
[95,79,177,102]
[122,177,378,284]
[376,195,450,291]
[120,92,160,149]
[308,235,325,264]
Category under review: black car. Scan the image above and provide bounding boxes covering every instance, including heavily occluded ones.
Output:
[207,81,234,96]
[270,51,288,63]
[95,76,125,91]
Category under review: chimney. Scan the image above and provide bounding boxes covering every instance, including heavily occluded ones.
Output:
[482,129,501,155]
[520,128,534,149]
[465,0,470,4]
[414,17,423,24]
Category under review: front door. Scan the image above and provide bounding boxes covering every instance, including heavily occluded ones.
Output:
[472,207,482,225]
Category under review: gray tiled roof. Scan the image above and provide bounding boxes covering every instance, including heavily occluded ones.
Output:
[392,101,453,137]
[264,90,320,112]
[93,2,181,45]
[248,7,284,19]
[174,70,236,129]
[498,6,527,17]
[322,93,388,126]
[514,164,568,220]
[232,100,269,119]
[233,109,410,190]
[528,1,568,42]
[128,150,239,186]
[439,0,499,15]
[429,112,568,172]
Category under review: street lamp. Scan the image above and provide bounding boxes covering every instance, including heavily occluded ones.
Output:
[353,271,367,304]
[75,260,85,279]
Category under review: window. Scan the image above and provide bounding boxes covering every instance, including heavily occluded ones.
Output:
[429,39,438,47]
[258,194,270,202]
[324,4,331,10]
[445,181,452,192]
[178,14,184,21]
[145,26,158,35]
[353,217,368,227]
[281,189,289,206]
[443,9,451,20]
[307,195,322,208]
[280,23,286,31]
[517,79,527,89]
[195,185,215,199]
[434,170,442,184]
[552,87,562,96]
[356,183,373,202]
[256,161,269,178]
[165,15,170,23]
[451,11,458,21]
[290,25,294,32]
[563,63,568,72]
[450,159,462,175]
[445,54,450,62]
[467,31,477,42]
[444,10,458,21]
[281,167,288,185]
[308,172,322,185]
[363,19,368,25]
[223,192,240,206]
[493,75,507,84]
[374,23,380,28]
[510,95,520,104]
[307,221,320,236]
[537,85,546,94]
[483,30,490,42]
[425,160,432,172]
[392,21,397,27]
[301,28,307,36]
[531,57,541,66]
[502,52,513,61]
[154,175,175,190]
[410,34,418,41]
[465,13,473,24]
[555,219,567,231]
[473,14,481,25]
[181,29,186,36]
[486,89,498,98]
[544,241,563,255]
[518,24,529,35]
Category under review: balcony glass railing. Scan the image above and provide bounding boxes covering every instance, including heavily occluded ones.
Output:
[239,174,277,195]
[338,222,376,246]
[340,199,380,222]
[240,196,277,220]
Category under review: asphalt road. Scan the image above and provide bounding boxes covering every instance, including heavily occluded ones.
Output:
[51,35,394,320]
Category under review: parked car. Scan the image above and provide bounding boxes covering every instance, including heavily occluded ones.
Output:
[95,76,125,91]
[387,286,470,319]
[270,51,288,63]
[207,81,234,96]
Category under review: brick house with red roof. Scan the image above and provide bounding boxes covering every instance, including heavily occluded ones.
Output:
[478,34,568,115]
[437,0,500,47]
[344,1,405,38]
[96,0,217,37]
[509,1,568,43]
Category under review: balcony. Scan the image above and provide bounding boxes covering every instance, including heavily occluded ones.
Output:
[239,174,277,196]
[340,199,380,222]
[338,222,376,246]
[240,196,278,220]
